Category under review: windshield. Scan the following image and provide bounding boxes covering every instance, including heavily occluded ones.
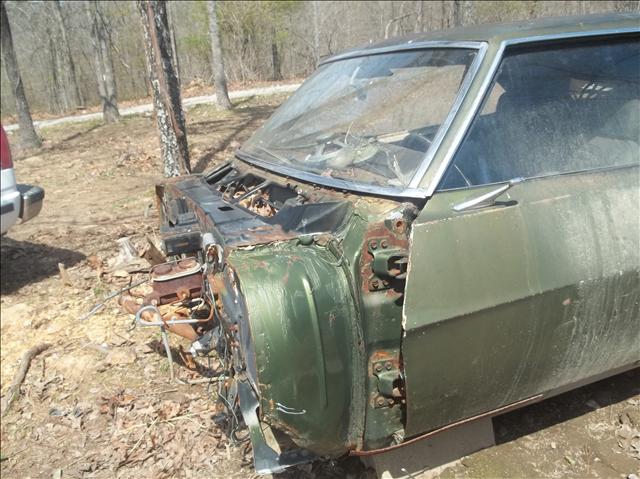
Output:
[241,48,477,189]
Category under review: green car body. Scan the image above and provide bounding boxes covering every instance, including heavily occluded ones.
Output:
[154,13,639,473]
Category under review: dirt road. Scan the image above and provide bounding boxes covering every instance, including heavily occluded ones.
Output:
[3,83,300,132]
[1,94,638,478]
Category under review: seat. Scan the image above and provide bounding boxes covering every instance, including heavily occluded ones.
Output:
[579,98,640,169]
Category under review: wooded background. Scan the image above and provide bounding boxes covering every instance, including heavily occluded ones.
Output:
[1,0,639,120]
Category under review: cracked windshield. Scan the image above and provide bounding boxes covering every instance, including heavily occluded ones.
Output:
[241,48,477,188]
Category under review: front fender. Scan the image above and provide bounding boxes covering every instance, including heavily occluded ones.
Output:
[229,242,362,456]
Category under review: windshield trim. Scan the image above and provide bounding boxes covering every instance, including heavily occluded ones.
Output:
[406,42,488,189]
[320,40,486,66]
[235,150,428,199]
[238,42,488,199]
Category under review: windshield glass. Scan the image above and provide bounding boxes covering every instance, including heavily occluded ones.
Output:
[241,48,478,189]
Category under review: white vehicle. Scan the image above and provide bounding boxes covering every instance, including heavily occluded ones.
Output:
[1,126,44,235]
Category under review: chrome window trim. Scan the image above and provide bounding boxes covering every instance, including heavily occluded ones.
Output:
[439,161,640,195]
[320,40,485,65]
[425,26,640,196]
[420,43,504,194]
[407,42,488,189]
[238,42,487,199]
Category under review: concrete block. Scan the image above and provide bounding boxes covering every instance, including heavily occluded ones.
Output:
[362,418,496,478]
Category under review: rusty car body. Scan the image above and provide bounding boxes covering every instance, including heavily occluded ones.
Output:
[122,14,640,473]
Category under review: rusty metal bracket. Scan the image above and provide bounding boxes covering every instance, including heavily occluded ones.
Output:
[367,238,408,291]
[372,358,404,408]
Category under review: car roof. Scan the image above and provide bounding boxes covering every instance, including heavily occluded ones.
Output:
[322,13,639,63]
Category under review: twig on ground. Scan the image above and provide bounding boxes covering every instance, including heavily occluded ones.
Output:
[184,376,226,385]
[118,409,214,434]
[127,416,159,458]
[135,388,179,397]
[1,343,51,417]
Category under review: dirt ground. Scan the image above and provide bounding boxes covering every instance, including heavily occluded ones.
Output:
[1,94,638,479]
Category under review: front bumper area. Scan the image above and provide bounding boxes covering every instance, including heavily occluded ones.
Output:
[17,184,44,222]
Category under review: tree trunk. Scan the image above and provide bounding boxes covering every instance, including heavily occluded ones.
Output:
[47,25,64,114]
[52,0,82,109]
[166,0,181,86]
[0,2,41,149]
[138,0,190,177]
[86,1,120,123]
[462,0,473,26]
[207,1,232,110]
[271,27,282,81]
[312,0,320,64]
[453,0,462,27]
[415,0,424,33]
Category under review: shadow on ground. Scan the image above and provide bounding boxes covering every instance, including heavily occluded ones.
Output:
[8,122,105,161]
[275,368,640,478]
[494,367,640,444]
[190,104,278,173]
[0,236,86,294]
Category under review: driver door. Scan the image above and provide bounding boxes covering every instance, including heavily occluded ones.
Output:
[401,36,640,436]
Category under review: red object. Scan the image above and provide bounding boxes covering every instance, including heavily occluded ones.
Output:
[0,126,12,170]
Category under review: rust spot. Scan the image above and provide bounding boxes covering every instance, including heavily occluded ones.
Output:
[393,219,406,234]
[146,259,203,305]
[161,182,298,248]
[118,294,202,341]
[360,216,409,295]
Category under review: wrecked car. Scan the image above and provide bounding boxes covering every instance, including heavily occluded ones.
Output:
[121,14,639,473]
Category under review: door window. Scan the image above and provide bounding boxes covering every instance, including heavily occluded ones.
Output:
[439,38,640,190]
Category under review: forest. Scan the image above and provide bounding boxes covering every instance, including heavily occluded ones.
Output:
[2,0,639,121]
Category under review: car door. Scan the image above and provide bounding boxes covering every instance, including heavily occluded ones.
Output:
[401,36,640,437]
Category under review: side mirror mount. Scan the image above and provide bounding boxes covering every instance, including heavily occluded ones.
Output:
[452,177,524,212]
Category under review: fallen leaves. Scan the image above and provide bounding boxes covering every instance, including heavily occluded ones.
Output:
[99,390,136,416]
[616,411,640,460]
[1,96,290,479]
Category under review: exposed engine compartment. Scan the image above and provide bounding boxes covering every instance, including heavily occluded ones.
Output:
[118,161,417,473]
[216,172,306,217]
[157,163,354,253]
[117,163,365,472]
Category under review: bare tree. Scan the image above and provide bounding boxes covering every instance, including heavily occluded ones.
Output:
[138,0,190,177]
[166,0,181,85]
[271,27,282,81]
[46,23,64,114]
[52,0,82,110]
[453,0,463,27]
[207,1,232,110]
[0,1,40,148]
[86,1,120,123]
[312,0,320,63]
[3,0,640,120]
[415,1,425,33]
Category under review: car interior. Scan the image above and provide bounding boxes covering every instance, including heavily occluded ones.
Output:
[439,38,640,190]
